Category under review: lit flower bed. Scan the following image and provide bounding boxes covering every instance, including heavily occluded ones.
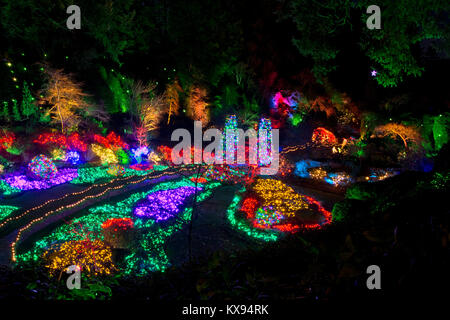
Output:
[133,186,202,221]
[4,168,78,191]
[17,177,220,276]
[42,239,116,277]
[228,179,332,238]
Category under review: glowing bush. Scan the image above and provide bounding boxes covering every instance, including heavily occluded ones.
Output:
[27,155,58,180]
[91,144,118,165]
[42,239,116,277]
[107,164,125,176]
[101,218,135,249]
[66,151,81,165]
[312,127,337,145]
[0,131,15,150]
[51,148,67,161]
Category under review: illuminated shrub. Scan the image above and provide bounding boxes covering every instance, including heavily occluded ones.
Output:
[42,239,116,277]
[157,145,172,162]
[107,164,125,176]
[0,131,15,151]
[131,146,149,164]
[51,148,67,161]
[91,144,118,165]
[101,218,135,249]
[27,155,58,180]
[116,148,131,165]
[66,151,81,165]
[312,127,337,145]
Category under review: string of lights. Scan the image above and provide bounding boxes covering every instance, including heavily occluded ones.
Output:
[10,167,193,262]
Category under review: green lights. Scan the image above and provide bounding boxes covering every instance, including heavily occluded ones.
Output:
[0,205,20,222]
[16,176,221,276]
[226,187,279,242]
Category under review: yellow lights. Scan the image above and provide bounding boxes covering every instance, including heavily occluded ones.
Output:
[91,144,118,165]
[309,167,327,180]
[42,239,116,277]
[252,179,308,217]
[148,151,161,163]
[12,77,17,82]
[9,167,193,262]
[6,62,12,67]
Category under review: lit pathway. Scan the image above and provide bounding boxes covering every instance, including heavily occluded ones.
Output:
[0,167,192,266]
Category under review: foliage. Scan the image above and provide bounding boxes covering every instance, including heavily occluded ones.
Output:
[186,86,210,126]
[165,79,183,125]
[20,81,37,119]
[372,123,422,149]
[278,0,450,86]
[38,64,91,133]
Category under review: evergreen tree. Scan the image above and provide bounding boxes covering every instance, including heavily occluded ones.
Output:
[21,81,37,119]
[1,102,8,122]
[11,99,21,121]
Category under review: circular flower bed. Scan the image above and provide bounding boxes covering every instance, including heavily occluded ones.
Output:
[235,178,332,234]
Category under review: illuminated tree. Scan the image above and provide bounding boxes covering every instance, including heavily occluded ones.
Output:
[165,79,182,125]
[38,65,90,133]
[12,99,21,122]
[372,123,422,149]
[186,86,209,126]
[20,81,37,119]
[1,102,10,122]
[130,81,166,144]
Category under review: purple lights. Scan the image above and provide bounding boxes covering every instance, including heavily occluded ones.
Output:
[134,186,203,221]
[3,168,78,191]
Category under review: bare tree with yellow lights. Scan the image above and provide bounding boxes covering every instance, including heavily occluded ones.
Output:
[130,81,167,145]
[165,79,182,125]
[372,123,422,150]
[186,86,209,126]
[38,64,90,133]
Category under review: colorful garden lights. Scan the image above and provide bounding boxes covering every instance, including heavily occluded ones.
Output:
[91,143,118,165]
[311,127,337,145]
[101,217,134,230]
[252,178,309,217]
[131,146,149,163]
[254,206,284,228]
[0,131,15,150]
[17,176,218,276]
[4,168,78,191]
[226,188,280,242]
[102,218,135,249]
[224,115,238,163]
[66,151,81,165]
[107,164,125,176]
[134,186,202,221]
[42,239,116,277]
[34,132,88,152]
[10,168,191,262]
[93,131,129,150]
[0,205,19,222]
[240,197,259,219]
[258,118,273,166]
[27,155,58,180]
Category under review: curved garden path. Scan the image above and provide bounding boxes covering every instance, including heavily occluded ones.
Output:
[0,167,191,266]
